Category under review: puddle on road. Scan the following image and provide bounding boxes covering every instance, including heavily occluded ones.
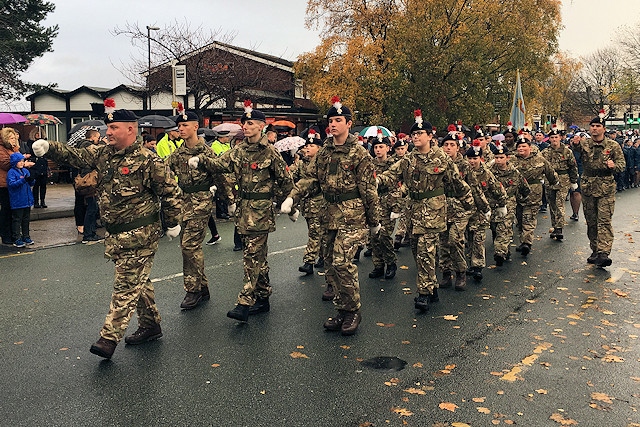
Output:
[360,356,407,371]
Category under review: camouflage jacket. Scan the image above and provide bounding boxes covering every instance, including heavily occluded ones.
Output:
[454,153,489,219]
[292,154,325,218]
[373,156,402,215]
[490,163,531,205]
[572,137,626,198]
[166,138,216,222]
[511,148,558,205]
[47,140,181,229]
[469,162,507,209]
[380,146,473,234]
[541,144,579,189]
[197,134,293,234]
[290,134,379,230]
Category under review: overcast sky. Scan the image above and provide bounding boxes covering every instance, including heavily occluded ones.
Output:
[5,0,640,111]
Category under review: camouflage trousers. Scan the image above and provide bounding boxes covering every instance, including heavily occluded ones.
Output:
[303,215,325,263]
[547,185,569,228]
[101,223,162,342]
[238,232,271,305]
[583,193,616,255]
[493,212,515,258]
[372,216,397,268]
[466,213,487,268]
[439,217,470,273]
[394,201,410,237]
[411,232,439,296]
[324,227,368,311]
[516,203,538,245]
[181,216,209,292]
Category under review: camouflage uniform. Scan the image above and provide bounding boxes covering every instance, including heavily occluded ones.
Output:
[542,144,578,230]
[390,153,410,243]
[439,154,481,275]
[573,136,625,256]
[371,156,401,270]
[290,134,379,312]
[511,146,558,247]
[167,138,216,294]
[380,147,473,297]
[292,154,327,264]
[46,139,182,343]
[467,163,507,268]
[490,163,530,260]
[197,135,293,306]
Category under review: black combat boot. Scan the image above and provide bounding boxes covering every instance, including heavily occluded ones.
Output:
[90,337,117,359]
[201,286,210,301]
[394,234,403,250]
[454,271,466,291]
[554,228,563,240]
[494,253,505,267]
[439,270,453,288]
[227,304,250,322]
[384,262,397,279]
[180,290,203,310]
[587,251,598,264]
[125,323,163,345]
[298,262,314,275]
[322,284,334,301]
[429,288,439,303]
[594,253,612,268]
[323,310,346,331]
[314,258,324,269]
[369,266,385,278]
[249,297,270,315]
[414,294,430,312]
[520,243,531,256]
[472,267,483,282]
[341,311,362,335]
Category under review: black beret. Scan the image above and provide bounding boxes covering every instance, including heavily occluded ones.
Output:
[326,96,352,119]
[491,144,509,155]
[175,111,199,123]
[465,143,483,158]
[241,109,266,123]
[104,109,139,124]
[393,140,408,149]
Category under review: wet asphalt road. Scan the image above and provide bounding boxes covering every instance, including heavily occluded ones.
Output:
[1,193,639,426]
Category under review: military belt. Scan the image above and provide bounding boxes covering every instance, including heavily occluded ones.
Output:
[583,169,613,177]
[409,187,444,201]
[527,178,541,185]
[181,183,211,194]
[556,170,569,175]
[239,190,272,200]
[105,212,159,235]
[323,189,361,203]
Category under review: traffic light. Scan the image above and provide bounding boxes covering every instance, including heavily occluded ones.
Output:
[545,114,551,125]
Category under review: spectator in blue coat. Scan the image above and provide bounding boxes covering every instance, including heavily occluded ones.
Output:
[6,152,35,247]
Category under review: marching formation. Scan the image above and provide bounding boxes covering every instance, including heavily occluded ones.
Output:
[23,98,625,359]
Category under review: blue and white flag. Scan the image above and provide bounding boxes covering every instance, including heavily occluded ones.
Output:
[509,69,526,130]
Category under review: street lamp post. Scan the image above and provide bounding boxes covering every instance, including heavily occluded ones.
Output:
[146,25,160,112]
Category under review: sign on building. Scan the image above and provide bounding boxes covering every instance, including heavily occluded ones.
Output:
[174,65,187,96]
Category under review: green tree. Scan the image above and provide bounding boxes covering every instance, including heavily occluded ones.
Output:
[0,0,58,101]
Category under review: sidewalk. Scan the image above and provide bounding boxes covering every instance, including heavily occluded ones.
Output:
[30,182,76,221]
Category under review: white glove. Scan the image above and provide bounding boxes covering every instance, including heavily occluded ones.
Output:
[289,209,299,222]
[496,206,507,218]
[484,210,492,221]
[390,212,401,220]
[228,203,236,215]
[166,224,181,240]
[188,156,199,168]
[32,139,49,157]
[209,185,217,195]
[280,197,294,214]
[570,183,578,191]
[370,223,381,237]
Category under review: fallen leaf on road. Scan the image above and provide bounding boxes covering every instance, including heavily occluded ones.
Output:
[444,315,459,321]
[451,423,471,427]
[472,397,486,402]
[403,387,426,395]
[439,402,459,412]
[477,407,491,414]
[14,341,23,345]
[549,413,578,425]
[399,265,409,270]
[601,310,616,315]
[612,289,628,297]
[340,345,350,350]
[290,351,309,359]
[385,378,400,386]
[412,362,423,368]
[602,355,624,363]
[591,392,613,404]
[391,407,413,416]
[536,389,548,394]
[211,363,220,368]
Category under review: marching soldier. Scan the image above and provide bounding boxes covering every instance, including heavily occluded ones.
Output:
[465,142,507,280]
[188,100,294,322]
[281,97,380,335]
[511,133,558,256]
[572,111,626,267]
[380,110,473,311]
[542,126,578,240]
[369,131,401,280]
[391,138,411,250]
[32,99,182,359]
[490,143,531,266]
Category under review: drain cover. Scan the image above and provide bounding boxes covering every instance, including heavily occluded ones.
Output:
[360,356,407,371]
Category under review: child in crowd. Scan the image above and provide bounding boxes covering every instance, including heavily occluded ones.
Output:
[6,152,35,247]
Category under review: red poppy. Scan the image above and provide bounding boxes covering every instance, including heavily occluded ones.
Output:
[481,181,487,187]
[508,179,514,185]
[434,167,439,173]
[373,170,377,179]
[121,167,129,175]
[604,150,611,155]
[251,162,258,170]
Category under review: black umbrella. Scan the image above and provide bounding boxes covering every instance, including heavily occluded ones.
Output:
[138,114,176,128]
[69,119,106,136]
